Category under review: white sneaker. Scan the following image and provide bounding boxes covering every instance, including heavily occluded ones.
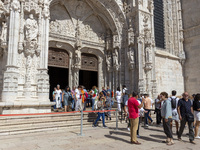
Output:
[127,127,130,131]
[195,136,200,139]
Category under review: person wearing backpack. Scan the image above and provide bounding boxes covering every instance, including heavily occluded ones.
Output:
[93,92,107,128]
[169,90,179,135]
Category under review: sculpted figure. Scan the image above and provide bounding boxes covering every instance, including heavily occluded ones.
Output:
[0,22,7,45]
[74,50,81,67]
[11,0,20,11]
[113,49,119,66]
[25,14,38,42]
[106,53,112,71]
[145,47,152,63]
[128,47,135,63]
[43,0,50,18]
[24,14,39,56]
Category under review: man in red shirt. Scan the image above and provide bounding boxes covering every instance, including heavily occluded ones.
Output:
[128,91,144,144]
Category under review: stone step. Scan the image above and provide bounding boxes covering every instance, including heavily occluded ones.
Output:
[0,111,118,136]
[0,119,116,135]
[0,113,116,126]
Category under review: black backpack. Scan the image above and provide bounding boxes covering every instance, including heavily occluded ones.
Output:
[171,97,177,109]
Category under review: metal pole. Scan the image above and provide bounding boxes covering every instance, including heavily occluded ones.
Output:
[78,110,84,136]
[116,109,118,130]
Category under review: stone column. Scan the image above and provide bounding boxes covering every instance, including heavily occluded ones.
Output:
[98,56,103,90]
[2,0,21,102]
[137,36,145,94]
[68,53,72,88]
[37,0,50,102]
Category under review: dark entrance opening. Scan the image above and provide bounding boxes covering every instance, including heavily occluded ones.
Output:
[79,70,98,90]
[48,66,68,101]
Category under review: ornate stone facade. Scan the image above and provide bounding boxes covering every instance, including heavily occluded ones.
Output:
[0,0,186,114]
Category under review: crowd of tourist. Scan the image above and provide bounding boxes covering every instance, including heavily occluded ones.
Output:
[52,85,200,145]
[127,90,200,145]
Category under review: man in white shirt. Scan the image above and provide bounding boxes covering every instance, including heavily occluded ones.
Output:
[169,90,179,135]
[75,85,83,111]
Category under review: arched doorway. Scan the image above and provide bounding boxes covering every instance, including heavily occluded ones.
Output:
[79,53,98,90]
[48,48,69,101]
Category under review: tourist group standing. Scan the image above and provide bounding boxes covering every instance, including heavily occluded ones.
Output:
[127,90,200,145]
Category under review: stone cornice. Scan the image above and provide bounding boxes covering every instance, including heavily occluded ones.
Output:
[155,49,180,60]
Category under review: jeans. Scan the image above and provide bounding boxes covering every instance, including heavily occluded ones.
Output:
[53,99,56,109]
[155,108,162,124]
[145,109,153,125]
[92,98,95,110]
[137,117,141,135]
[178,117,194,141]
[71,99,75,110]
[163,118,173,138]
[94,112,105,126]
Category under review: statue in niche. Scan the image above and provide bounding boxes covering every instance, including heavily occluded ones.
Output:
[24,14,39,57]
[128,27,135,46]
[128,47,135,63]
[113,49,119,66]
[74,49,81,68]
[145,46,152,63]
[106,52,112,71]
[0,22,7,47]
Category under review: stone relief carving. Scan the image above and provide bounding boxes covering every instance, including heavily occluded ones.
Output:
[0,22,7,48]
[24,0,39,14]
[106,51,112,71]
[49,20,75,37]
[128,27,134,46]
[74,49,81,69]
[11,0,20,12]
[113,48,120,71]
[43,0,50,18]
[127,47,135,70]
[23,14,39,57]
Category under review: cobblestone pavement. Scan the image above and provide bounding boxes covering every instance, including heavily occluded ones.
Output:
[0,122,199,150]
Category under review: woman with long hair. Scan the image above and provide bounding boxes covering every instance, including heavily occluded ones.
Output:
[62,86,72,112]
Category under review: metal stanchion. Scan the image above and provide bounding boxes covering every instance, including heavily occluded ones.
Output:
[116,109,118,130]
[78,110,84,136]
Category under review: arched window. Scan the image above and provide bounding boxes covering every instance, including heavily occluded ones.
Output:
[154,0,165,48]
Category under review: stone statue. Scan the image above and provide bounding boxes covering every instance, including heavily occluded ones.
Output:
[0,22,7,46]
[11,0,20,11]
[24,14,39,57]
[25,14,38,42]
[113,49,119,66]
[128,47,135,63]
[74,49,81,68]
[128,27,135,46]
[145,46,152,63]
[43,0,50,18]
[106,53,112,71]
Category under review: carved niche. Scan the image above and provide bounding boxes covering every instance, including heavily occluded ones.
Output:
[48,48,69,68]
[81,53,98,71]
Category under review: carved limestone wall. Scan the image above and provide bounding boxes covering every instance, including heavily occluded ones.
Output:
[0,0,187,114]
